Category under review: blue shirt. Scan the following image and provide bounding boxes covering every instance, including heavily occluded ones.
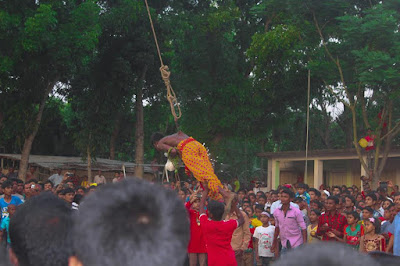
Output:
[394,213,400,256]
[0,196,23,220]
[295,192,310,205]
[1,217,10,243]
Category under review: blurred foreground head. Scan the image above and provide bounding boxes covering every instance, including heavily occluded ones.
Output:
[9,192,73,266]
[274,242,400,266]
[70,178,189,266]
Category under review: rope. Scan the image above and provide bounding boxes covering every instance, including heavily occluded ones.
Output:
[305,70,311,182]
[143,0,182,127]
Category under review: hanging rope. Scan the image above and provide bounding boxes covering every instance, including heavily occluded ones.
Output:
[144,0,182,128]
[305,70,311,182]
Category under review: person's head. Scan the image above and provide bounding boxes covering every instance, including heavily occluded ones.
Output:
[151,132,165,150]
[63,188,75,204]
[97,170,102,175]
[23,183,31,197]
[325,196,339,212]
[191,196,200,211]
[382,199,392,210]
[344,195,356,209]
[310,200,323,211]
[66,181,74,189]
[88,185,97,194]
[256,191,264,199]
[237,189,246,200]
[346,211,360,225]
[16,179,24,194]
[9,192,73,266]
[393,192,400,210]
[44,180,54,191]
[293,197,306,210]
[260,212,270,226]
[244,206,254,218]
[332,186,341,196]
[8,167,15,173]
[2,180,13,196]
[362,206,374,219]
[76,187,86,196]
[364,217,381,234]
[29,166,36,174]
[308,188,320,201]
[0,176,8,184]
[242,201,250,210]
[71,178,189,266]
[377,187,388,198]
[365,193,377,207]
[296,183,306,195]
[384,205,394,221]
[309,209,321,223]
[257,194,267,205]
[270,191,279,202]
[57,168,62,175]
[254,204,264,218]
[7,204,16,218]
[269,214,275,226]
[248,193,256,204]
[280,188,294,205]
[347,187,354,195]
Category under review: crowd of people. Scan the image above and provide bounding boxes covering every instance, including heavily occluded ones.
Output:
[0,165,400,265]
[168,178,400,265]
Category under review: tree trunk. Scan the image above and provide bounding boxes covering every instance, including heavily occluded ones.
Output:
[109,114,121,160]
[134,65,148,178]
[18,81,55,181]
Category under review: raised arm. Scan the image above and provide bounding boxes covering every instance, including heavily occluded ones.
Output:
[199,183,209,215]
[232,199,244,227]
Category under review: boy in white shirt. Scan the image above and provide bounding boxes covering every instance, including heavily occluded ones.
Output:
[254,211,275,265]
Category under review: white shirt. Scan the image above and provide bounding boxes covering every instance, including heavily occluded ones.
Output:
[253,225,275,257]
[94,175,107,184]
[270,200,299,215]
[48,174,63,186]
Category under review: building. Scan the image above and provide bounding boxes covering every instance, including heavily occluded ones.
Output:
[0,154,160,182]
[257,148,400,189]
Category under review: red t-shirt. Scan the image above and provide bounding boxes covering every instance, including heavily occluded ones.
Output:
[185,202,207,253]
[200,213,238,266]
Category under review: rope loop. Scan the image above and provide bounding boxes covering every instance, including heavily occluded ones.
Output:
[144,0,182,125]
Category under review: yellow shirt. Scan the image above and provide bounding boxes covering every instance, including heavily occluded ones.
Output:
[307,224,319,244]
[81,181,88,188]
[251,218,262,228]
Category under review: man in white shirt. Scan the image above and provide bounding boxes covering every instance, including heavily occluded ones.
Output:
[94,170,107,184]
[48,168,63,186]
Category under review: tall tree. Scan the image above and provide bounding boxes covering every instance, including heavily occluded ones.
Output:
[0,0,101,180]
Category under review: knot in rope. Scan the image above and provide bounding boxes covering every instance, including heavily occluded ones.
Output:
[159,65,182,121]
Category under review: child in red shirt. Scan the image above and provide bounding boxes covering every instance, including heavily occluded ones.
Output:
[186,193,207,266]
[199,184,244,266]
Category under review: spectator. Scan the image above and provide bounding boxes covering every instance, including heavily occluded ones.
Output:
[317,196,347,241]
[0,181,23,221]
[225,194,251,265]
[25,166,38,182]
[70,178,189,266]
[44,180,54,192]
[254,212,275,265]
[9,193,73,266]
[272,188,306,256]
[6,167,17,179]
[93,170,107,184]
[48,168,63,186]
